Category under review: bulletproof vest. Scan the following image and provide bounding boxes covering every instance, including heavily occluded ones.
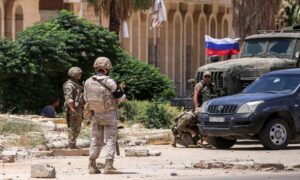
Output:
[84,75,117,113]
[197,80,215,107]
[63,80,84,108]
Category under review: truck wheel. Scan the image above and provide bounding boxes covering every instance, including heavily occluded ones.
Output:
[259,118,291,150]
[207,137,236,149]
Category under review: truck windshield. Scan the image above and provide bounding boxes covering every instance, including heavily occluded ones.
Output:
[242,38,294,58]
[243,74,300,94]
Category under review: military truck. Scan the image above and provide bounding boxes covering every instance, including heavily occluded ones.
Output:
[196,27,300,96]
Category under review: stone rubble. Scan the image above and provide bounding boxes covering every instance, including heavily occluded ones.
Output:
[31,164,56,178]
[193,159,289,172]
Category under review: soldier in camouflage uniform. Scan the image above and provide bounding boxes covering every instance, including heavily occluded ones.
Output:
[63,67,84,149]
[193,71,215,111]
[171,111,199,147]
[84,57,126,174]
[193,70,215,145]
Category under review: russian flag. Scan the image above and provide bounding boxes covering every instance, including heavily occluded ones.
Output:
[205,35,240,56]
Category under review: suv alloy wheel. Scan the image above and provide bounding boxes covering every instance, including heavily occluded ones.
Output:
[259,118,291,150]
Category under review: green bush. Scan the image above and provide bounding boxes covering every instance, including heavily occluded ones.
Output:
[118,100,181,129]
[0,10,175,113]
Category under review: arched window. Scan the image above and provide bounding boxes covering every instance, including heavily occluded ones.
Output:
[223,19,229,37]
[210,17,217,38]
[174,14,182,96]
[185,16,193,96]
[199,16,206,65]
[0,6,2,37]
[131,13,140,59]
[15,5,23,37]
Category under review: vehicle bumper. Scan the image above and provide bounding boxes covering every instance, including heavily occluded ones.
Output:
[199,113,266,136]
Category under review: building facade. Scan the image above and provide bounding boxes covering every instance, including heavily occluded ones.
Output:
[0,0,233,97]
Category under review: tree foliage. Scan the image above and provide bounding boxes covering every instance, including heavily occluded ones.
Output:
[276,0,300,28]
[232,0,281,40]
[87,0,152,34]
[0,10,175,113]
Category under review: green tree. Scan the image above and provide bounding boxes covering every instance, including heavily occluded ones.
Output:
[276,0,300,28]
[232,0,282,40]
[87,0,152,36]
[0,11,174,113]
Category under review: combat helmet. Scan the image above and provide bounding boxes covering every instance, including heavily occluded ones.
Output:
[68,67,82,78]
[203,71,211,77]
[93,57,112,71]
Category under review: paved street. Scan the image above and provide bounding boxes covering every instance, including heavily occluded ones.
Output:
[1,143,300,179]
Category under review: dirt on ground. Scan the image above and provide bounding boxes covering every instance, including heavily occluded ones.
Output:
[1,114,300,180]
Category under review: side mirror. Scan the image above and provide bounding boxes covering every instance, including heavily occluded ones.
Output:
[296,51,300,59]
[296,52,300,67]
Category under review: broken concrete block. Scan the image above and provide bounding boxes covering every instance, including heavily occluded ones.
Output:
[211,162,225,168]
[193,161,212,169]
[293,164,300,169]
[148,151,162,156]
[257,163,284,170]
[234,164,248,170]
[31,151,54,157]
[76,139,90,148]
[31,164,56,178]
[2,155,15,163]
[52,149,89,156]
[125,149,149,157]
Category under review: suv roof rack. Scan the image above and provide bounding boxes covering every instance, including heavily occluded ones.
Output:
[258,25,300,34]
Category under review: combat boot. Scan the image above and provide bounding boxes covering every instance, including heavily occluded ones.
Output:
[103,159,120,174]
[68,142,79,149]
[89,158,101,174]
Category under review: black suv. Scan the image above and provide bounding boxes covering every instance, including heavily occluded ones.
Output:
[199,68,300,150]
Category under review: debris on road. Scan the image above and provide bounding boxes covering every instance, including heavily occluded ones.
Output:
[125,149,149,157]
[31,164,56,178]
[193,159,287,172]
[52,149,89,156]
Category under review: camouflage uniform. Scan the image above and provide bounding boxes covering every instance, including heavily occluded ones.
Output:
[84,74,118,160]
[194,80,216,107]
[85,57,125,174]
[171,111,199,147]
[63,67,84,149]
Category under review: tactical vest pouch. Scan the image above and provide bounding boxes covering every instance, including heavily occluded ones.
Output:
[84,101,106,114]
[112,86,124,98]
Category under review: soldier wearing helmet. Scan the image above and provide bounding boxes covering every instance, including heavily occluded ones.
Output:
[193,70,216,146]
[84,57,126,174]
[193,71,215,111]
[63,67,84,149]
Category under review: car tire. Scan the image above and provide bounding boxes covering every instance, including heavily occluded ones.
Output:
[207,137,236,149]
[259,118,291,150]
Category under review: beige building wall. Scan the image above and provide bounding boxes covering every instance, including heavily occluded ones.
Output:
[119,0,233,97]
[0,0,233,97]
[1,0,40,39]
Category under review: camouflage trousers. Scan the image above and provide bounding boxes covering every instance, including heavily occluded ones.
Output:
[67,110,83,145]
[89,113,118,160]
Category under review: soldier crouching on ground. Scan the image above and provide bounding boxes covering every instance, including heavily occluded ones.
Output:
[171,111,200,147]
[63,67,84,149]
[84,57,126,174]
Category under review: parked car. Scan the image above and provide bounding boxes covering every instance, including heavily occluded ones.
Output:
[199,68,300,150]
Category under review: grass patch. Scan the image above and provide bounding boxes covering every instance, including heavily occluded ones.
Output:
[118,100,181,129]
[0,119,46,147]
[0,119,42,135]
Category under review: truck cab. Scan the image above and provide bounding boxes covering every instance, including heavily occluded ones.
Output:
[196,30,300,96]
